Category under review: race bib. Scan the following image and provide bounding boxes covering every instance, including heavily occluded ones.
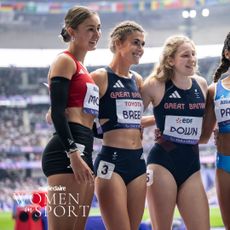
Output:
[97,160,115,180]
[146,168,154,186]
[75,143,85,156]
[215,99,230,126]
[163,115,202,144]
[83,83,99,116]
[116,99,143,128]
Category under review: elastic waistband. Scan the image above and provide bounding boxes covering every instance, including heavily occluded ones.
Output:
[101,145,143,155]
[101,120,141,133]
[68,122,92,132]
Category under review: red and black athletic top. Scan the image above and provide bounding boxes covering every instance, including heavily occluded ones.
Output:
[64,51,96,108]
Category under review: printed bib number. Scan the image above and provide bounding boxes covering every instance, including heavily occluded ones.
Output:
[116,99,143,127]
[146,168,153,186]
[215,99,230,125]
[97,160,115,180]
[163,115,202,144]
[83,83,99,116]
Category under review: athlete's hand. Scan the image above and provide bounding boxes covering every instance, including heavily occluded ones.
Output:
[69,152,94,185]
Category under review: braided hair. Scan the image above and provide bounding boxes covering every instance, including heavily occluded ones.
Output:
[109,21,144,53]
[213,32,230,82]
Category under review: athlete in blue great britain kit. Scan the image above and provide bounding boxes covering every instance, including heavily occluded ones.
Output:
[141,35,210,230]
[91,21,146,230]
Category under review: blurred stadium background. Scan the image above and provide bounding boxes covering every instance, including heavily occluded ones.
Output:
[0,0,229,229]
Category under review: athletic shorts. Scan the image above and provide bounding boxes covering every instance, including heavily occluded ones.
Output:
[94,146,146,185]
[147,139,200,187]
[216,152,230,174]
[42,122,94,177]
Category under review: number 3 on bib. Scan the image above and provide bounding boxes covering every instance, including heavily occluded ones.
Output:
[97,160,115,179]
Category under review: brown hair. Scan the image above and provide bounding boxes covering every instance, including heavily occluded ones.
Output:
[60,6,98,43]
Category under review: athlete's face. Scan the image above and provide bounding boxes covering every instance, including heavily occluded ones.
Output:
[73,14,101,51]
[171,42,196,77]
[117,31,145,65]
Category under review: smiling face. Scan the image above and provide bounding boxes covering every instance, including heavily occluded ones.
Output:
[116,31,145,65]
[170,41,196,77]
[71,14,101,51]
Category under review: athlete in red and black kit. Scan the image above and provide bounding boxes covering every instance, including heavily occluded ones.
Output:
[42,50,99,176]
[41,6,101,230]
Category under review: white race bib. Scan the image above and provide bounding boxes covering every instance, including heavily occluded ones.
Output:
[215,98,230,125]
[146,168,154,186]
[97,160,115,180]
[75,143,85,156]
[116,99,143,127]
[83,83,99,116]
[163,115,202,144]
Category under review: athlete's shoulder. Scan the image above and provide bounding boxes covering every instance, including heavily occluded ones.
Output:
[193,74,207,85]
[143,75,163,90]
[192,74,208,94]
[208,82,217,97]
[130,70,143,89]
[142,75,164,103]
[90,67,107,81]
[130,70,142,79]
[52,52,75,66]
[49,52,76,79]
[90,68,108,96]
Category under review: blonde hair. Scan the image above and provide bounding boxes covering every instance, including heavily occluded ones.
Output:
[109,20,144,53]
[149,35,197,82]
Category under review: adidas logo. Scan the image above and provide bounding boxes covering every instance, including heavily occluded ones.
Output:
[78,69,85,75]
[113,80,125,88]
[169,90,181,98]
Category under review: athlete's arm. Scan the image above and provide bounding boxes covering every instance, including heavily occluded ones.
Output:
[49,54,78,152]
[199,83,217,144]
[49,55,94,184]
[50,76,78,150]
[141,77,154,111]
[131,70,144,90]
[141,115,155,128]
[90,68,108,98]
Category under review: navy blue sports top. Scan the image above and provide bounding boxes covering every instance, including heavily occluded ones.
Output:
[154,79,205,144]
[98,67,143,133]
[214,80,230,133]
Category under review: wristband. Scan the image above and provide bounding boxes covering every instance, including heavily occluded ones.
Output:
[65,142,85,158]
[65,142,79,158]
[66,148,80,158]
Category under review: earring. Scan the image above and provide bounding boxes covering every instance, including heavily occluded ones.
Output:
[71,36,75,42]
